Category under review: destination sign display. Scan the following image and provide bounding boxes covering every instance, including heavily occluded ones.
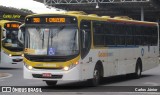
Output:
[25,16,77,24]
[5,23,21,29]
[32,17,65,23]
[45,18,65,23]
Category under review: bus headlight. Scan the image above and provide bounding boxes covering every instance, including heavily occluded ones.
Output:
[24,62,33,70]
[28,66,33,70]
[3,51,12,57]
[21,54,24,57]
[63,62,79,71]
[63,66,69,71]
[9,54,12,57]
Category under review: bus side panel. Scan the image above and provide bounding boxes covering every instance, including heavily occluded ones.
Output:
[0,25,1,61]
[81,46,159,80]
[80,48,117,80]
[142,46,159,71]
[80,49,97,80]
[106,48,118,76]
[116,47,137,75]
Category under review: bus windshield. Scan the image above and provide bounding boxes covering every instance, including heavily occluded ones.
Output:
[2,29,23,52]
[25,25,79,56]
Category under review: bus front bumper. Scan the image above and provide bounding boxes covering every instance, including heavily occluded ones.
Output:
[23,64,81,81]
[1,55,23,66]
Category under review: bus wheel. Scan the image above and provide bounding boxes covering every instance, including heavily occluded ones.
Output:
[134,61,142,79]
[45,81,57,86]
[88,65,100,86]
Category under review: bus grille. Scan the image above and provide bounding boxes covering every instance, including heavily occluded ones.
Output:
[4,47,23,52]
[25,55,67,62]
[33,67,63,70]
[12,59,23,62]
[32,74,63,79]
[24,54,78,62]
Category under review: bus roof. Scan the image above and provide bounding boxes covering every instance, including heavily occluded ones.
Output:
[0,20,21,24]
[25,11,158,26]
[108,18,157,26]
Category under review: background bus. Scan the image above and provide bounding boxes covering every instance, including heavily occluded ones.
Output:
[21,11,159,86]
[0,20,23,67]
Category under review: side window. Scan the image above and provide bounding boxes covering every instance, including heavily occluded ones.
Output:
[80,20,91,59]
[116,24,126,46]
[126,25,134,46]
[134,25,158,46]
[93,22,116,47]
[141,26,148,45]
[135,26,142,45]
[152,26,158,46]
[93,21,105,46]
[105,23,116,46]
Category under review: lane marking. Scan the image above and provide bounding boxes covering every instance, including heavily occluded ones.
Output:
[0,73,13,79]
[144,82,159,86]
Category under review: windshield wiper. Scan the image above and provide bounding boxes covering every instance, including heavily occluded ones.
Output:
[50,26,65,38]
[36,28,44,49]
[50,26,65,46]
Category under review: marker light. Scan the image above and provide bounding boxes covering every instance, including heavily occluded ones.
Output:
[9,54,12,57]
[63,66,69,71]
[74,62,79,65]
[28,66,33,70]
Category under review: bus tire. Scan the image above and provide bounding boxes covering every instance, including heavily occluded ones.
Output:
[45,81,57,86]
[134,60,142,79]
[87,65,101,86]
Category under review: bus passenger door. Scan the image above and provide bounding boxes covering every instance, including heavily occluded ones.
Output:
[80,20,92,79]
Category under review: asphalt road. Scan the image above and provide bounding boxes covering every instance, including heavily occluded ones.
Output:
[0,63,160,95]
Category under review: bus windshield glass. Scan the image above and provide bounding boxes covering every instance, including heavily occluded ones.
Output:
[25,25,79,56]
[2,29,23,51]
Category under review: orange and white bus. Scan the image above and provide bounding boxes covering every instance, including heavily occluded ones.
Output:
[21,11,159,86]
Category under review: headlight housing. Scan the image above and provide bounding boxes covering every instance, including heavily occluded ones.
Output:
[24,62,33,70]
[63,62,79,71]
[21,54,24,57]
[3,51,12,57]
[9,54,12,57]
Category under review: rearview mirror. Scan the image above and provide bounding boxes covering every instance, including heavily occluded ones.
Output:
[18,24,25,44]
[82,30,86,48]
[1,28,6,41]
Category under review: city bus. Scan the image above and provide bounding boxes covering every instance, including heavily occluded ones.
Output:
[0,20,23,67]
[21,11,159,86]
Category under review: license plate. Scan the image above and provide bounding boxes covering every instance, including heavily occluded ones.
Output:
[42,73,52,78]
[13,59,22,62]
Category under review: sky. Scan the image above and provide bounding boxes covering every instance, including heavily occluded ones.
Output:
[0,0,64,13]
